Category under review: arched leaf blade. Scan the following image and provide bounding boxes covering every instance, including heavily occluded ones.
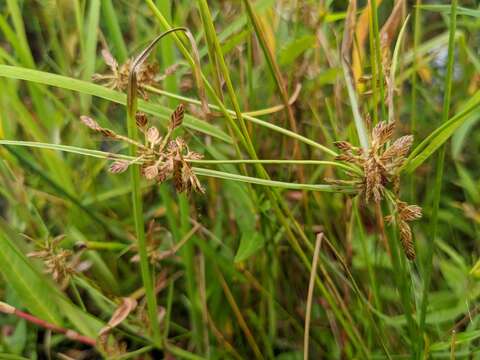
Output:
[0,65,231,143]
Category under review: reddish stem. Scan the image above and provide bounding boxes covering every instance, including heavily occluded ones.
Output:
[0,301,96,346]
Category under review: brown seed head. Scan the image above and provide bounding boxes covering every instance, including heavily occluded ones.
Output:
[170,104,185,130]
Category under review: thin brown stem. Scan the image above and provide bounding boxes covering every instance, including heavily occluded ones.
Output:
[216,268,264,360]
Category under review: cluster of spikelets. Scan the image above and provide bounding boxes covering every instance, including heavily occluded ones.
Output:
[92,48,178,99]
[27,235,75,286]
[330,121,422,260]
[80,104,205,194]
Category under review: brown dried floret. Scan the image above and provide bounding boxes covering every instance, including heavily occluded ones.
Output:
[385,200,422,260]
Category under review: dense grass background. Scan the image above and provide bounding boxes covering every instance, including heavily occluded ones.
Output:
[0,0,479,359]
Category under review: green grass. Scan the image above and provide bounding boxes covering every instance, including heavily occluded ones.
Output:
[0,1,479,359]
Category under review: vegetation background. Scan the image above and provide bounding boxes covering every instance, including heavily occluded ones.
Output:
[0,0,479,359]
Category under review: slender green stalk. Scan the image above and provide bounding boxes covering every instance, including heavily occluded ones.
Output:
[189,159,360,173]
[144,85,337,157]
[127,48,161,346]
[370,0,387,120]
[101,0,128,62]
[81,0,100,111]
[410,0,422,202]
[193,167,354,193]
[411,0,422,142]
[418,0,457,354]
[242,0,300,155]
[0,141,358,191]
[368,1,379,125]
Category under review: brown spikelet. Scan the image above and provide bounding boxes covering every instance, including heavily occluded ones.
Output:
[399,220,416,260]
[335,153,356,163]
[173,160,184,192]
[170,104,185,130]
[135,112,148,129]
[392,175,400,195]
[333,141,353,151]
[156,160,172,183]
[372,121,395,147]
[186,151,203,160]
[332,119,420,261]
[109,161,129,174]
[144,165,159,180]
[382,135,413,162]
[80,116,102,132]
[101,48,118,70]
[397,201,422,222]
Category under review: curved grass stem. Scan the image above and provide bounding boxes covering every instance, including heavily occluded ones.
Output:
[144,85,337,157]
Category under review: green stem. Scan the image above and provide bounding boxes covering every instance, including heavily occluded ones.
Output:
[127,55,161,346]
[409,0,422,202]
[193,167,355,193]
[418,0,457,353]
[145,84,337,157]
[371,0,387,120]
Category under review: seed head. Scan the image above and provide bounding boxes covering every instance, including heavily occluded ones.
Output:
[170,104,185,130]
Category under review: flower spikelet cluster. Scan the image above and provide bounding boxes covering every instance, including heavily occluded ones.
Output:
[27,235,75,283]
[331,121,422,259]
[80,104,204,194]
[92,49,177,99]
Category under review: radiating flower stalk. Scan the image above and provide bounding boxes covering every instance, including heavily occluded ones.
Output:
[80,104,204,194]
[328,121,422,260]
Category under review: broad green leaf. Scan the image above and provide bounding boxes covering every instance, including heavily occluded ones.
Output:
[234,231,265,263]
[0,65,231,143]
[451,115,480,159]
[430,329,480,351]
[0,226,62,325]
[405,91,480,173]
[0,223,103,337]
[420,4,480,18]
[456,164,480,204]
[470,258,480,278]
